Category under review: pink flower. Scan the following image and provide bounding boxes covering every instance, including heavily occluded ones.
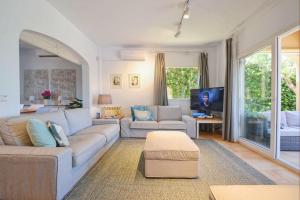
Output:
[41,90,51,99]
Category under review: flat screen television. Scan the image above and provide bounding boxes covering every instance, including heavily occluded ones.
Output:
[190,87,224,113]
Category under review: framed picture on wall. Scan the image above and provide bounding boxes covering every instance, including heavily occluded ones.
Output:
[128,74,140,88]
[110,74,122,89]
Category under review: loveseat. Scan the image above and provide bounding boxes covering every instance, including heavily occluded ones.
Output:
[121,106,196,138]
[0,108,120,200]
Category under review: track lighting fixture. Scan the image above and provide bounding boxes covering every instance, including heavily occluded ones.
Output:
[175,0,190,38]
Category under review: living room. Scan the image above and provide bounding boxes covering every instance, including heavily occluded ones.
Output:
[0,0,299,200]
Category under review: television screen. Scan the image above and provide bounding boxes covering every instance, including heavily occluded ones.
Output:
[190,87,224,112]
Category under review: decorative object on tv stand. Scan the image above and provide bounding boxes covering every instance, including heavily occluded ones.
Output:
[110,74,122,89]
[68,98,83,109]
[98,94,121,119]
[128,74,140,88]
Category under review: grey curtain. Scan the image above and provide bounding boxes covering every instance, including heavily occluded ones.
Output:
[154,53,168,106]
[199,52,209,88]
[223,38,233,141]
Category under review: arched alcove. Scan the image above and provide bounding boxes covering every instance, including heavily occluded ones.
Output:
[19,30,90,112]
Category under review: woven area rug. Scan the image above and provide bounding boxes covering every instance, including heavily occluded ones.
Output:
[65,139,274,200]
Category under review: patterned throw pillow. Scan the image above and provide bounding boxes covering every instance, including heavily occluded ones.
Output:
[133,109,154,121]
[130,105,147,121]
[47,121,70,147]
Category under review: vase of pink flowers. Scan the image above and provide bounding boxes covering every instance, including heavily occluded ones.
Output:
[41,89,52,105]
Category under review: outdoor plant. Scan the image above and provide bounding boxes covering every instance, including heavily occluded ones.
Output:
[166,67,198,99]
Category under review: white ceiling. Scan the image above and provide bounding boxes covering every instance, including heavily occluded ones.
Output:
[47,0,273,47]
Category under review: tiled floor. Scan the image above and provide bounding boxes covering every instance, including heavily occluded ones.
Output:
[199,132,300,185]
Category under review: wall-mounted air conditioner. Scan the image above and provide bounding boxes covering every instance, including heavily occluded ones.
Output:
[120,50,145,61]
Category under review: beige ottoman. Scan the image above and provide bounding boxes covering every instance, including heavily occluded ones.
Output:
[144,131,200,178]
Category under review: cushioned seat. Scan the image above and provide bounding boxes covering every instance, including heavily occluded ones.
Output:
[144,131,199,161]
[68,134,106,167]
[77,124,120,142]
[158,121,186,130]
[130,121,158,129]
[280,127,300,137]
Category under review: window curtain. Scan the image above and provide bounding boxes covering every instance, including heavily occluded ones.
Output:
[198,52,210,131]
[199,52,209,88]
[154,53,168,106]
[223,38,238,142]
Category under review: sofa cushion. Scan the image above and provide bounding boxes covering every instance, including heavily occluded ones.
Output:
[130,121,159,129]
[33,111,71,136]
[0,117,32,146]
[26,119,57,147]
[280,127,300,137]
[285,111,300,128]
[68,134,106,167]
[78,124,120,142]
[0,111,70,146]
[158,121,186,130]
[147,106,158,121]
[64,108,92,135]
[158,106,182,121]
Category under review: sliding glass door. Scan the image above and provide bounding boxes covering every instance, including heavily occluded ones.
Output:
[277,28,300,169]
[238,26,300,170]
[240,46,273,149]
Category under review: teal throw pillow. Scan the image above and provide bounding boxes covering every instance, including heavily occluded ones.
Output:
[133,109,154,121]
[26,119,56,147]
[130,105,147,121]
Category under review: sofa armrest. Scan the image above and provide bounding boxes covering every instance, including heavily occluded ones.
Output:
[120,117,133,137]
[92,118,120,125]
[182,115,196,138]
[0,146,72,200]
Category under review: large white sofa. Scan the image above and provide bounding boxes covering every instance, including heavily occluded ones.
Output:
[0,108,120,200]
[121,106,196,138]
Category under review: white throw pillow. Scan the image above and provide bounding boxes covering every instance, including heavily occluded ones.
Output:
[47,121,70,147]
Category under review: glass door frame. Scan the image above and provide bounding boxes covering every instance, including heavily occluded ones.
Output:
[237,39,277,159]
[275,25,300,170]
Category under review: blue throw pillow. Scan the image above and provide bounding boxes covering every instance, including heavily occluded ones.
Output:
[26,119,56,147]
[130,105,147,121]
[133,109,154,121]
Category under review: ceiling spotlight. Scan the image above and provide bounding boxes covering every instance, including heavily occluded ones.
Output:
[183,5,189,19]
[183,11,189,19]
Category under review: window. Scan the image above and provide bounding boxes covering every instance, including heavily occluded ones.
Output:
[166,67,198,99]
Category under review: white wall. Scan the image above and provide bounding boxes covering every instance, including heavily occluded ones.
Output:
[236,0,299,57]
[19,48,82,103]
[0,0,100,117]
[100,43,225,115]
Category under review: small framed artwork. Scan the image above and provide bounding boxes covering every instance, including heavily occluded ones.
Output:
[110,74,122,89]
[128,74,141,88]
